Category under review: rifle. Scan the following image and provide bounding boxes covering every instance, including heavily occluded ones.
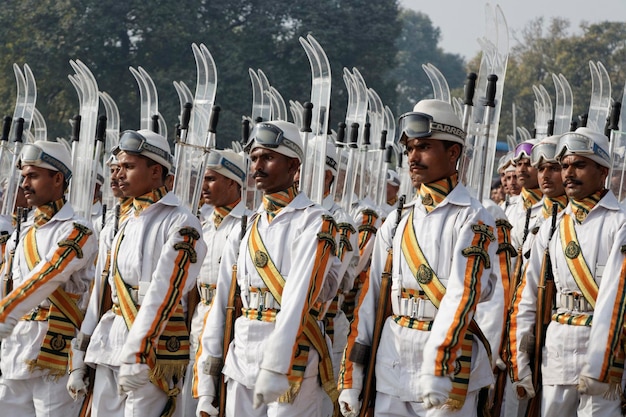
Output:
[491,207,531,416]
[524,203,558,416]
[218,214,247,417]
[3,207,24,296]
[359,196,405,417]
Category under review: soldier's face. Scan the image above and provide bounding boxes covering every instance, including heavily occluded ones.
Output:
[116,152,162,198]
[516,157,539,189]
[249,148,299,194]
[21,165,64,208]
[537,162,564,198]
[405,138,459,187]
[201,168,239,207]
[109,164,124,199]
[560,155,608,200]
[505,171,521,195]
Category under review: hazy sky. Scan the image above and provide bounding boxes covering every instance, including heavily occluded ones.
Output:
[400,0,626,59]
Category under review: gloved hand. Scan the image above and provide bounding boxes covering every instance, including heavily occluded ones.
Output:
[118,363,151,394]
[0,317,17,340]
[338,389,361,417]
[252,369,290,409]
[419,374,452,409]
[495,356,507,371]
[512,374,536,399]
[196,395,219,417]
[67,367,89,400]
[578,375,609,396]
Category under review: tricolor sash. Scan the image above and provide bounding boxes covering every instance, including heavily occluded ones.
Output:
[22,225,86,377]
[248,215,338,405]
[400,209,492,409]
[111,226,191,417]
[559,214,597,310]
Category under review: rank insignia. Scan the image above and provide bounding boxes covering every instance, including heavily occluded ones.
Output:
[575,208,587,223]
[50,334,66,351]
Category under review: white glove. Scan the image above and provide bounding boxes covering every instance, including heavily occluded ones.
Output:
[252,369,290,408]
[578,375,609,396]
[512,374,536,399]
[196,395,219,416]
[118,363,151,394]
[419,374,452,409]
[0,318,17,340]
[338,389,361,417]
[67,367,89,400]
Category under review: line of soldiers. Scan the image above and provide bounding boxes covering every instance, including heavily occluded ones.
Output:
[1,95,626,417]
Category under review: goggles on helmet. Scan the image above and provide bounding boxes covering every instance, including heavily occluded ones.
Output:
[112,130,173,166]
[530,141,558,167]
[244,122,303,161]
[514,141,534,162]
[556,133,610,165]
[18,143,72,180]
[206,151,245,182]
[398,112,465,144]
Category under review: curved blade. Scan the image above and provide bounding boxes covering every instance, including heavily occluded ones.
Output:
[129,66,150,130]
[31,107,46,142]
[289,99,303,128]
[269,86,287,121]
[249,68,263,122]
[384,105,396,147]
[257,69,272,123]
[138,66,159,130]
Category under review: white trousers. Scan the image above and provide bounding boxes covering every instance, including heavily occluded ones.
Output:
[503,377,529,417]
[542,384,621,417]
[373,390,479,417]
[225,375,324,417]
[0,374,80,417]
[91,365,168,417]
[177,361,198,417]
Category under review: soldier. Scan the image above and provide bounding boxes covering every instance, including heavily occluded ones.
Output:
[68,129,207,417]
[509,127,626,416]
[510,139,543,250]
[195,120,341,417]
[502,135,567,417]
[0,140,98,416]
[338,99,498,416]
[188,149,251,416]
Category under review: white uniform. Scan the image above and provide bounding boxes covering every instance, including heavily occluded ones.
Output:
[340,183,498,416]
[84,191,207,417]
[197,192,341,417]
[0,202,97,417]
[510,190,543,251]
[182,201,251,416]
[510,191,626,416]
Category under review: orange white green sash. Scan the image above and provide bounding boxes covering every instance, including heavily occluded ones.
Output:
[559,213,598,310]
[400,209,492,409]
[248,215,338,405]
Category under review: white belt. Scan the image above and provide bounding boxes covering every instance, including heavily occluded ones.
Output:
[200,284,216,305]
[397,296,437,321]
[248,289,280,311]
[558,293,593,313]
[128,282,150,305]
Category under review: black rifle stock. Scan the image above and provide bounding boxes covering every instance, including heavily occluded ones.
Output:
[3,207,24,296]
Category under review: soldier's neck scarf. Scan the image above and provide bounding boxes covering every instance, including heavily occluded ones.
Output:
[213,198,240,228]
[263,183,298,222]
[521,187,543,210]
[33,198,65,228]
[387,195,398,206]
[418,173,458,213]
[119,197,133,224]
[132,186,168,216]
[541,195,568,219]
[570,189,606,223]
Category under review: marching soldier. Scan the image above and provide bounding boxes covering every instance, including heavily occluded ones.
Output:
[188,149,251,416]
[195,120,341,416]
[509,127,626,416]
[338,99,498,416]
[70,129,207,417]
[502,135,567,417]
[0,140,98,416]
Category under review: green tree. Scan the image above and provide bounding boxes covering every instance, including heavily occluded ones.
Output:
[390,9,466,116]
[494,18,626,145]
